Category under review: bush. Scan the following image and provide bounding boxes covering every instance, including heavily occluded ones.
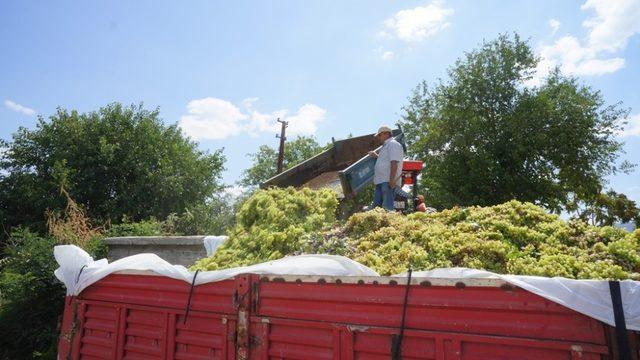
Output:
[0,229,106,360]
[105,218,166,237]
[105,195,238,237]
[164,196,236,235]
[0,229,65,359]
[0,191,107,360]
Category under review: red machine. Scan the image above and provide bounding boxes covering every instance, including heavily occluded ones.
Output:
[57,272,638,359]
[394,160,423,212]
[401,160,423,186]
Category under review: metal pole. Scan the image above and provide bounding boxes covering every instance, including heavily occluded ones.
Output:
[276,118,288,174]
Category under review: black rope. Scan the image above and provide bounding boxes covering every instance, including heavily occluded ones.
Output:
[183,270,200,325]
[392,268,412,360]
[609,280,631,360]
[75,264,88,285]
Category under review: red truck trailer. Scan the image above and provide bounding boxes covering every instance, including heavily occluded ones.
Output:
[57,271,639,359]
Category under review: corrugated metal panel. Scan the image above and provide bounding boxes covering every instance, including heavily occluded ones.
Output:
[81,274,235,314]
[254,278,606,344]
[58,273,638,359]
[78,303,118,360]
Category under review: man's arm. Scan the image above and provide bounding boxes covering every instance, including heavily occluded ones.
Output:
[389,141,403,188]
[368,151,378,158]
[389,160,399,188]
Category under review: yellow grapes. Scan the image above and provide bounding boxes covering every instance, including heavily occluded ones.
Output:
[191,188,640,280]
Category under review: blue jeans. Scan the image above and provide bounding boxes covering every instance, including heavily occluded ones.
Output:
[371,182,395,211]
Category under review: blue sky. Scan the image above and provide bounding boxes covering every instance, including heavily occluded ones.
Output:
[1,0,639,200]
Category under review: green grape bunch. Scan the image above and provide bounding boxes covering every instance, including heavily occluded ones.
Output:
[191,188,640,280]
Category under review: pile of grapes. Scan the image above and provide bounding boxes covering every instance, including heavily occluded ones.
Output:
[192,187,339,270]
[191,188,640,279]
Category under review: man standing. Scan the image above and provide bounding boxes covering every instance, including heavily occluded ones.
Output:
[368,125,404,211]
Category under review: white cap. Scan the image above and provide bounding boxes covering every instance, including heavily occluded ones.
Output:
[375,125,393,136]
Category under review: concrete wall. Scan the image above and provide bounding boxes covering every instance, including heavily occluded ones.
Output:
[103,236,208,267]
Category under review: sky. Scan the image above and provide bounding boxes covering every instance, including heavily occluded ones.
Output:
[1,0,639,200]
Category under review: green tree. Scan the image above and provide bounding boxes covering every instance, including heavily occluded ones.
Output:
[0,103,226,235]
[577,191,640,227]
[165,193,237,235]
[240,135,325,186]
[400,33,633,212]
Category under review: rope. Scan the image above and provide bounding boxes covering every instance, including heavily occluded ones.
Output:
[183,270,200,325]
[392,268,412,360]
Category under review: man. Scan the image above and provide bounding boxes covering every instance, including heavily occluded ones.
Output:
[368,125,404,211]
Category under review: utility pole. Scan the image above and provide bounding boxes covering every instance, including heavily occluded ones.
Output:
[276,118,288,174]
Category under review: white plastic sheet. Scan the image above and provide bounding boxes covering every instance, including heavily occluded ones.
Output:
[400,267,640,331]
[203,236,227,256]
[54,245,379,296]
[53,246,640,331]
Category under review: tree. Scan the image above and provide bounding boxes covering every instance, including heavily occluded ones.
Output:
[0,103,226,235]
[400,33,633,212]
[577,191,640,227]
[240,136,325,186]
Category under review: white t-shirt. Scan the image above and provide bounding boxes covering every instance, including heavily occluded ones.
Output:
[374,138,404,185]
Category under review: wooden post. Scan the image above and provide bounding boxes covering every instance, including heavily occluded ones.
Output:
[276,118,288,174]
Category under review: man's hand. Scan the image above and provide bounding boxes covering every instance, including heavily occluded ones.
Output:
[389,179,397,189]
[368,151,378,158]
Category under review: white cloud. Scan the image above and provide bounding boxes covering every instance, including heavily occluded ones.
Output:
[377,31,393,39]
[4,99,35,116]
[537,35,625,77]
[179,97,247,140]
[242,97,260,109]
[581,0,640,52]
[283,104,326,136]
[383,1,454,42]
[179,97,326,140]
[381,50,395,61]
[530,0,640,86]
[618,113,640,137]
[245,104,325,138]
[549,19,561,35]
[374,46,395,61]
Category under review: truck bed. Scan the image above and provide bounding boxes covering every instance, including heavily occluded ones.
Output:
[57,272,639,359]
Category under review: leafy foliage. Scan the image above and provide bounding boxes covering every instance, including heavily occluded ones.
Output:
[164,194,237,235]
[240,136,325,187]
[400,33,632,212]
[0,103,226,237]
[105,194,239,237]
[192,188,639,280]
[105,218,166,237]
[0,230,63,359]
[577,190,640,227]
[0,227,104,360]
[0,191,106,360]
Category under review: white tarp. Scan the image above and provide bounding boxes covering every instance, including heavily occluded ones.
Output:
[54,245,640,331]
[400,267,640,331]
[53,245,379,296]
[203,235,227,256]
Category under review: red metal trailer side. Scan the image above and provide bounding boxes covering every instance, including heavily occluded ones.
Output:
[58,273,639,360]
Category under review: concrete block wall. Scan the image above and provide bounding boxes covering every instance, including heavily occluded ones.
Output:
[103,236,208,267]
